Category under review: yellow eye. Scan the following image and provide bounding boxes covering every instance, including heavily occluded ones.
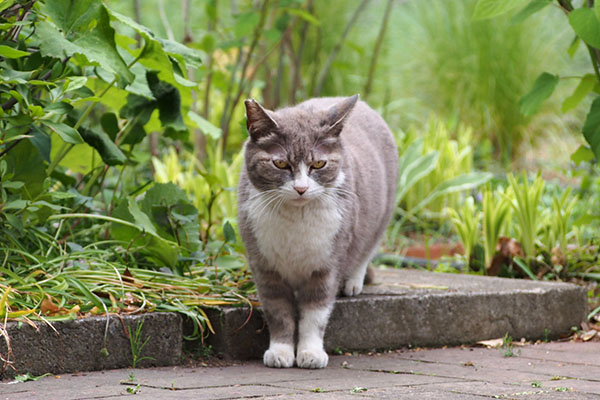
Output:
[273,159,289,169]
[312,160,326,169]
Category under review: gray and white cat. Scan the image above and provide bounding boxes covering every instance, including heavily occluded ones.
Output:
[237,95,398,369]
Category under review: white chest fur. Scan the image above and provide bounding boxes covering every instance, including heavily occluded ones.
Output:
[247,189,343,283]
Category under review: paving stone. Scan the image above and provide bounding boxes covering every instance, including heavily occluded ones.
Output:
[0,313,182,380]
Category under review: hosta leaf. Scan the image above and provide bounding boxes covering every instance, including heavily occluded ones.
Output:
[519,72,558,116]
[35,0,134,85]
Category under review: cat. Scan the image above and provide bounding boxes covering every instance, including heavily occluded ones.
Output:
[237,94,398,369]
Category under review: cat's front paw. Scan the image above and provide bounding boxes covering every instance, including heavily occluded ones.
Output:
[343,277,364,297]
[296,348,328,369]
[263,343,295,368]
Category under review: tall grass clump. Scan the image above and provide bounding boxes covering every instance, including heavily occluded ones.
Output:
[387,0,570,163]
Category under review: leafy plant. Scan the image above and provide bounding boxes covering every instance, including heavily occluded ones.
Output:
[128,318,154,369]
[473,0,600,162]
[446,196,480,271]
[482,186,511,272]
[506,172,545,258]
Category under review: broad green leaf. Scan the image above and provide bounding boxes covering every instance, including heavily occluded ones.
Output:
[473,0,528,20]
[0,45,30,59]
[582,96,600,160]
[519,72,559,116]
[396,151,439,204]
[511,0,552,24]
[571,145,595,165]
[223,221,236,244]
[35,0,134,85]
[79,127,127,166]
[216,255,245,270]
[234,12,260,39]
[41,121,84,144]
[562,74,596,112]
[128,199,158,236]
[569,8,600,49]
[595,1,600,25]
[64,77,88,93]
[146,71,187,139]
[411,172,493,216]
[100,113,119,140]
[30,126,51,162]
[187,111,222,139]
[4,140,46,199]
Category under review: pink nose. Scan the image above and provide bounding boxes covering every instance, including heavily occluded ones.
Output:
[294,185,308,195]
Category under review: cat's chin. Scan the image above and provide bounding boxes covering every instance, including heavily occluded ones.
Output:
[288,197,312,207]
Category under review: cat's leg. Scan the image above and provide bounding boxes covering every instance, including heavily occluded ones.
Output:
[255,269,296,368]
[342,249,376,296]
[296,269,336,369]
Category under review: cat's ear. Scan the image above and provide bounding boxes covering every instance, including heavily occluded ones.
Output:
[244,99,279,141]
[324,94,359,136]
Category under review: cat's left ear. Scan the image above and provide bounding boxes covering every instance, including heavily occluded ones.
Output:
[245,99,279,141]
[324,94,359,136]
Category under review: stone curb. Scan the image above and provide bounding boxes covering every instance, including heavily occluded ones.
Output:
[1,269,587,379]
[1,313,181,380]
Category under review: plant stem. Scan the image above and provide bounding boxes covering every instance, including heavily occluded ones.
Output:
[364,0,393,99]
[220,0,271,151]
[289,0,313,104]
[313,0,370,96]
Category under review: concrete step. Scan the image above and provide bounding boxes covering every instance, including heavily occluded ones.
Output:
[199,268,587,359]
[1,269,587,379]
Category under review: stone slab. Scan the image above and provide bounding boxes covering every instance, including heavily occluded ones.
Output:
[201,268,587,359]
[3,341,599,400]
[0,312,182,380]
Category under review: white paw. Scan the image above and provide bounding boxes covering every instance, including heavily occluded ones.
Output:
[343,277,363,297]
[296,348,328,369]
[263,343,294,368]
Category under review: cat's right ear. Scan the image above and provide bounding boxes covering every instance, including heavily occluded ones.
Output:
[245,99,279,141]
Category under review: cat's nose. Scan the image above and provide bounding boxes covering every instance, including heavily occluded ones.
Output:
[294,185,308,195]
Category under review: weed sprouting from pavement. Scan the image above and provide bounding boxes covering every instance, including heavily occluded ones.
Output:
[128,318,154,368]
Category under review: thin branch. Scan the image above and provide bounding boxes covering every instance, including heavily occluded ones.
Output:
[364,0,393,99]
[289,0,313,104]
[182,0,193,43]
[0,138,25,158]
[313,0,370,96]
[221,0,271,151]
[133,0,142,44]
[158,0,176,41]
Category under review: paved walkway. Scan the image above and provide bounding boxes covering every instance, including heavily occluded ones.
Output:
[2,341,599,399]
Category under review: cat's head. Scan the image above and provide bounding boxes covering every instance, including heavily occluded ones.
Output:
[243,95,358,206]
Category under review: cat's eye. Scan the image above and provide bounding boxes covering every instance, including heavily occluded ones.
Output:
[273,159,289,169]
[312,160,326,169]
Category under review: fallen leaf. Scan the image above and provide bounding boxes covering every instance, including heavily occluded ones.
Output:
[582,330,597,341]
[476,338,504,348]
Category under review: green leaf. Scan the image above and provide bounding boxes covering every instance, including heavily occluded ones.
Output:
[569,8,600,49]
[511,0,552,24]
[30,126,51,162]
[0,45,30,59]
[562,74,596,113]
[473,0,528,20]
[41,121,84,144]
[215,255,244,270]
[519,72,559,116]
[128,199,158,236]
[100,112,119,140]
[582,96,600,161]
[223,221,236,244]
[234,12,260,39]
[571,145,595,165]
[4,140,46,199]
[567,36,581,58]
[187,111,222,139]
[35,0,134,85]
[79,127,127,166]
[146,71,187,139]
[596,0,600,21]
[284,8,321,26]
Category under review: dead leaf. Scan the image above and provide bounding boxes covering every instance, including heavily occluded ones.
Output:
[582,330,597,342]
[41,296,69,316]
[476,338,504,348]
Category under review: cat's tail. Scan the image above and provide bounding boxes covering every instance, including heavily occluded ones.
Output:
[364,266,375,285]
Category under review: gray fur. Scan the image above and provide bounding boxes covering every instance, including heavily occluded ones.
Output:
[238,95,398,368]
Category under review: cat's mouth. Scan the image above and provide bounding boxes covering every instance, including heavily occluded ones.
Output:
[289,196,312,206]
